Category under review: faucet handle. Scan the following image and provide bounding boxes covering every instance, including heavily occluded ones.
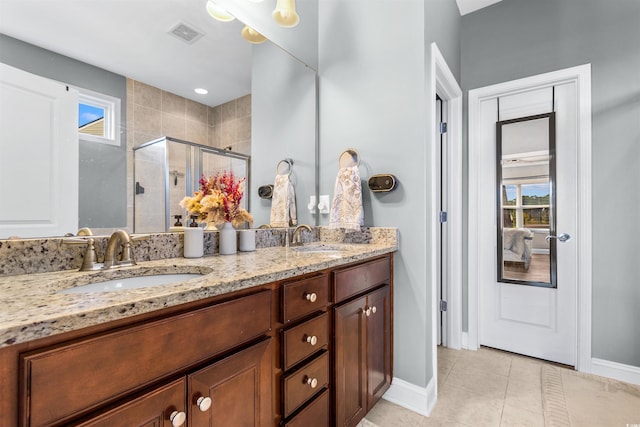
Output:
[130,234,150,243]
[63,237,102,271]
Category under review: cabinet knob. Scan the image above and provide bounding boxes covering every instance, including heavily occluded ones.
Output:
[306,376,318,388]
[196,396,212,412]
[305,292,317,303]
[169,410,187,427]
[371,306,377,314]
[365,307,372,317]
[305,335,318,346]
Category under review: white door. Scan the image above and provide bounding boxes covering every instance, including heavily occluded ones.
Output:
[0,63,78,238]
[477,82,578,366]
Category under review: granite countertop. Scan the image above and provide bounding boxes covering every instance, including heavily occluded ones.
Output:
[0,242,396,348]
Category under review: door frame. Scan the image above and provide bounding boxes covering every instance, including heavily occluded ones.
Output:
[467,64,593,372]
[430,41,463,383]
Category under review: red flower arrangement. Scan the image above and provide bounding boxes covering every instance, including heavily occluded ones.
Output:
[180,171,253,227]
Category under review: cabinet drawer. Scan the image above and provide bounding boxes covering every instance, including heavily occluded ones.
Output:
[282,352,329,418]
[281,274,329,323]
[282,312,328,370]
[333,257,390,303]
[283,389,330,427]
[21,290,272,427]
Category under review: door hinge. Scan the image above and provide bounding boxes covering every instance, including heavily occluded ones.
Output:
[440,300,448,312]
[439,122,448,134]
[439,211,448,223]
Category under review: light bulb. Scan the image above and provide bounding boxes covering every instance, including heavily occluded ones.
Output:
[206,0,235,22]
[241,26,267,44]
[272,0,299,28]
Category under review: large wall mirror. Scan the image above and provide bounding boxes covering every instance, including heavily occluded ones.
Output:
[0,0,318,238]
[496,112,557,287]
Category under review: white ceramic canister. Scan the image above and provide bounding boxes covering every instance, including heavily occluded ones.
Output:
[239,229,256,252]
[219,222,237,255]
[183,227,204,258]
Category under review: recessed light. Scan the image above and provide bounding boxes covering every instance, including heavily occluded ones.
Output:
[194,88,208,95]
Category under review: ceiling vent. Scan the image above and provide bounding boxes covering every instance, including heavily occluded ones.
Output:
[168,22,204,44]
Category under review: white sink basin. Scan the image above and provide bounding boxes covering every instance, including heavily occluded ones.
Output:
[290,243,347,254]
[58,273,204,294]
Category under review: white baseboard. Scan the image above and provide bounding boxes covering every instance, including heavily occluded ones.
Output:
[591,358,640,386]
[461,332,468,349]
[382,376,436,416]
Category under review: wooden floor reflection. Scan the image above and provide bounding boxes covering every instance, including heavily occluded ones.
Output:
[504,254,551,283]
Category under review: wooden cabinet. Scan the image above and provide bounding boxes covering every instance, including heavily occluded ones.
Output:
[333,258,392,427]
[74,378,186,427]
[188,338,272,426]
[20,290,272,427]
[7,254,393,427]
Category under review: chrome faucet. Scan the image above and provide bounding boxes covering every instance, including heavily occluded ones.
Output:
[290,224,312,247]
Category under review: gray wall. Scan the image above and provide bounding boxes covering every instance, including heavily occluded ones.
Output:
[461,0,640,366]
[0,34,127,230]
[251,41,317,227]
[318,0,461,388]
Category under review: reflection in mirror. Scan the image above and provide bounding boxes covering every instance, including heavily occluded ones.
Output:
[133,137,250,233]
[497,113,556,287]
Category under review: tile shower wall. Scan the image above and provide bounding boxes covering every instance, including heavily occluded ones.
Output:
[125,78,252,231]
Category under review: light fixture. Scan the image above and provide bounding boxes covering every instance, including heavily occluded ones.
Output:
[272,0,299,28]
[241,26,267,44]
[194,88,209,95]
[206,0,235,22]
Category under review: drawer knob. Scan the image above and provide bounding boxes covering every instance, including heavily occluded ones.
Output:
[305,335,318,346]
[169,410,187,427]
[306,376,318,388]
[196,396,212,412]
[305,292,317,303]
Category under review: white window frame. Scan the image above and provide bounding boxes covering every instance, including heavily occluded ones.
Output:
[76,87,121,147]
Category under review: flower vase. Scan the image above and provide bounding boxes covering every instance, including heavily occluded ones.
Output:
[218,221,237,255]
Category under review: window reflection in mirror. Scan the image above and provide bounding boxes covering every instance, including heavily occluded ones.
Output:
[497,113,556,288]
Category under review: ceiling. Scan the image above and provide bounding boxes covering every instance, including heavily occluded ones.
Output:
[0,0,501,107]
[456,0,503,15]
[0,0,252,107]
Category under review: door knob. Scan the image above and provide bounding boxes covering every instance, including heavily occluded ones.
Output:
[169,410,187,427]
[545,233,571,242]
[196,396,212,412]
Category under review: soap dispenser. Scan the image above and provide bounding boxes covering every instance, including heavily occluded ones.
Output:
[183,215,203,258]
[169,215,184,232]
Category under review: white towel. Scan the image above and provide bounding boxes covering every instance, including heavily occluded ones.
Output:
[270,173,297,227]
[329,165,364,230]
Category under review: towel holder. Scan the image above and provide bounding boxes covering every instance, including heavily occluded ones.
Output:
[276,158,294,176]
[339,148,360,168]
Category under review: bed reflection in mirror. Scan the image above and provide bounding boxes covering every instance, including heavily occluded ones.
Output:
[497,112,557,287]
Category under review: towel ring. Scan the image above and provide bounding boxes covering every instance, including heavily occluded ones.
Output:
[339,148,360,168]
[276,158,293,176]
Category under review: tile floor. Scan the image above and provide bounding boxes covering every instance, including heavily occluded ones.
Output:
[359,346,640,427]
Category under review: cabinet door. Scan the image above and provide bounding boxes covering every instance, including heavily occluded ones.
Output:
[334,295,367,427]
[76,378,186,427]
[188,339,272,427]
[366,285,391,409]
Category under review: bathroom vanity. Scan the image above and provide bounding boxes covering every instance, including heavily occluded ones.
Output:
[0,241,395,427]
